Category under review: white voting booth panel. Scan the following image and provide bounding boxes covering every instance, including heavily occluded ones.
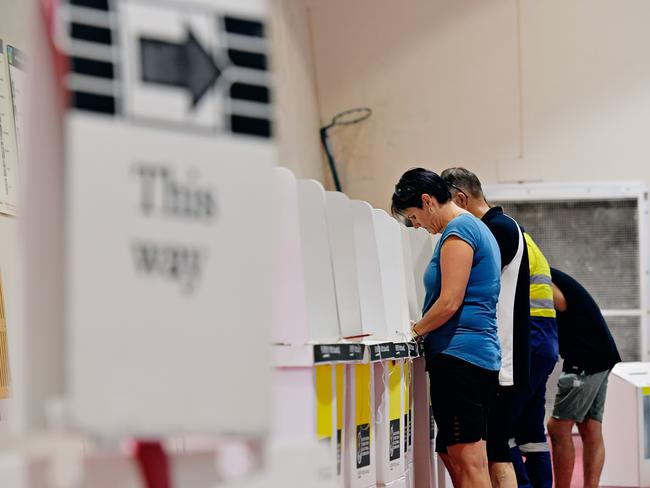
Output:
[271,167,309,347]
[602,362,650,487]
[345,363,376,488]
[222,441,337,488]
[0,454,52,488]
[400,227,420,324]
[296,180,340,343]
[272,365,340,486]
[407,228,437,310]
[403,360,414,479]
[373,360,405,485]
[381,475,407,488]
[67,115,276,437]
[411,357,435,488]
[373,210,410,342]
[326,192,363,339]
[351,200,390,341]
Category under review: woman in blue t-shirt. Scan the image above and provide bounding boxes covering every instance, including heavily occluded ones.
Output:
[392,168,501,488]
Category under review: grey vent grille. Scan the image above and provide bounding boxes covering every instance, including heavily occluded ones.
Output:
[494,199,639,310]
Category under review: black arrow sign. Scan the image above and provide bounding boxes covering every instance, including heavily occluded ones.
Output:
[140,29,221,108]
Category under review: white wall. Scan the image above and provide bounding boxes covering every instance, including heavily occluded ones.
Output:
[304,0,650,208]
[270,0,327,183]
[0,0,33,433]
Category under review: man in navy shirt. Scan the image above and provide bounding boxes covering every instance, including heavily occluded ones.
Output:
[547,268,621,488]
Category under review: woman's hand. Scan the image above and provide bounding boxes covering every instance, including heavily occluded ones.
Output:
[411,320,424,343]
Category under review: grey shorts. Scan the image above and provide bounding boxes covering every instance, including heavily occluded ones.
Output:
[551,369,610,423]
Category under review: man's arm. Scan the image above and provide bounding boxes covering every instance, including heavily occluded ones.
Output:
[552,282,567,312]
[486,219,518,270]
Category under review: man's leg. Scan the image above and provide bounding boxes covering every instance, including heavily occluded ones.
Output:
[489,461,517,488]
[521,449,552,488]
[513,355,556,488]
[447,440,492,488]
[577,418,605,488]
[510,445,533,488]
[486,386,518,488]
[547,417,575,488]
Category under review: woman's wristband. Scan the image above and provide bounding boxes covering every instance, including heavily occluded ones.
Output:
[411,322,424,343]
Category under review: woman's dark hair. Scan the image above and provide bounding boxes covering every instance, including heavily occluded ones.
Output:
[391,167,451,217]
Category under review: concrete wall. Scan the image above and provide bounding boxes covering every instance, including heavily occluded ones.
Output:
[305,0,650,208]
[270,0,327,183]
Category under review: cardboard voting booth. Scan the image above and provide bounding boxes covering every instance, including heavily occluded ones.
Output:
[411,357,434,488]
[351,200,390,341]
[373,210,410,342]
[602,362,650,487]
[374,360,405,485]
[296,180,341,343]
[406,228,437,310]
[381,476,407,488]
[271,167,309,347]
[403,360,414,482]
[272,365,340,486]
[325,192,363,339]
[344,363,376,488]
[400,227,420,324]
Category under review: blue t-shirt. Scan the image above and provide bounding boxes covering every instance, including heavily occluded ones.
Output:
[422,213,502,371]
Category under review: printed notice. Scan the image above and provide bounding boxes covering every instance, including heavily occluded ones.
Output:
[356,423,371,469]
[0,40,18,216]
[7,45,26,164]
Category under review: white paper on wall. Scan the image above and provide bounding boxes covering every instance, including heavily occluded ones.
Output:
[0,40,19,216]
[6,45,25,165]
[296,179,340,343]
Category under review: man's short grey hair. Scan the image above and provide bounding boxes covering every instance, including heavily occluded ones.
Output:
[440,167,485,199]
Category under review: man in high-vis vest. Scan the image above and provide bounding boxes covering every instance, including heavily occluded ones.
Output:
[510,233,559,488]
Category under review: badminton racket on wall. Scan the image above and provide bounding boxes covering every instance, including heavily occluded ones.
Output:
[320,107,372,192]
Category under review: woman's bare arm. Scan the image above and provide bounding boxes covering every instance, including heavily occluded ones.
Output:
[413,236,473,336]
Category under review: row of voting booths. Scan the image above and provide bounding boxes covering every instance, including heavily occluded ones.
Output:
[269,166,444,488]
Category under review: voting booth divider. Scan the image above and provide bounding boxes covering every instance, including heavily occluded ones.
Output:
[602,362,650,487]
[269,167,444,488]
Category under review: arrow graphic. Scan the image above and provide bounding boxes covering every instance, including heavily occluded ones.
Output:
[139,29,221,108]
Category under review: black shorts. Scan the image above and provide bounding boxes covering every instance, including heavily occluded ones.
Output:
[428,353,498,454]
[486,385,515,462]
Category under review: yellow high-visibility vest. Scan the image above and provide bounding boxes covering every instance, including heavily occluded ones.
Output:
[524,233,556,319]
